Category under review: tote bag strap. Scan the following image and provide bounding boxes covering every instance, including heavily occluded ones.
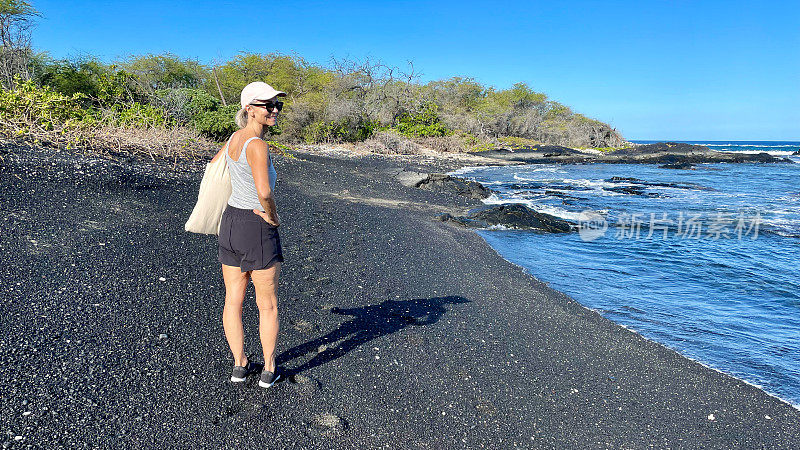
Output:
[223,133,234,154]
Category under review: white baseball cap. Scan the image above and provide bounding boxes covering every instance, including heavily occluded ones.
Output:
[240,82,286,108]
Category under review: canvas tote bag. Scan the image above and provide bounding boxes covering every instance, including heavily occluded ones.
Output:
[185,138,233,235]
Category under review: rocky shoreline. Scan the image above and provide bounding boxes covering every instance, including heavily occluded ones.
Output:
[476,142,794,167]
[1,141,799,448]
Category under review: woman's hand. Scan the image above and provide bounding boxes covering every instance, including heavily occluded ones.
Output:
[253,209,280,227]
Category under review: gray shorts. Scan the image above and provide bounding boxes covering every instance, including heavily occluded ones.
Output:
[218,205,284,272]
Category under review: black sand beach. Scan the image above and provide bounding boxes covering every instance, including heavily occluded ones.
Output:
[1,143,799,448]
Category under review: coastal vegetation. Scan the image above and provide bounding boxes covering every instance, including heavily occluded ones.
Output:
[0,0,627,160]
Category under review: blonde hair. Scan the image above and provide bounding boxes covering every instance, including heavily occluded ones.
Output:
[235,108,248,128]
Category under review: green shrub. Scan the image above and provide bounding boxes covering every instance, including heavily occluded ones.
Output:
[462,133,495,152]
[212,53,311,106]
[395,102,449,138]
[35,58,108,99]
[120,53,210,90]
[181,88,219,113]
[155,87,219,123]
[498,136,541,150]
[106,101,172,128]
[96,67,139,106]
[0,78,97,135]
[9,48,627,150]
[192,104,238,141]
[303,119,376,143]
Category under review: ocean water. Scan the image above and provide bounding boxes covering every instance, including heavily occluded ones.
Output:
[452,141,800,408]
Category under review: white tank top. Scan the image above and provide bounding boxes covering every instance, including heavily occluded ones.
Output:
[225,136,277,211]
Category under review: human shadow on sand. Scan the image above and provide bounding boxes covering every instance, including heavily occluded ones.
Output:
[280,296,469,377]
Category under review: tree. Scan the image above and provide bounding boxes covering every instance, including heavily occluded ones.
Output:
[35,56,108,97]
[213,53,309,105]
[119,53,210,91]
[0,0,39,87]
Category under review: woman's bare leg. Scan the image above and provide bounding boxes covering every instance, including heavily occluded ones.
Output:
[251,261,281,372]
[222,263,251,366]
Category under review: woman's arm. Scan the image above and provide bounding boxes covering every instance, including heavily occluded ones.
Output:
[246,139,280,226]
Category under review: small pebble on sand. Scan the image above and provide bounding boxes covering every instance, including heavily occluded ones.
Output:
[312,413,342,429]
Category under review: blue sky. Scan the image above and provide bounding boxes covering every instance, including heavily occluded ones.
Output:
[32,0,799,140]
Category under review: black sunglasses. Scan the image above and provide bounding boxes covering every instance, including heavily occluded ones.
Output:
[250,101,283,112]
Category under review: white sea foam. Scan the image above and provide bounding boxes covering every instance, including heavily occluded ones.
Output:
[560,178,625,190]
[560,178,612,187]
[484,224,513,231]
[723,150,797,156]
[512,173,542,182]
[760,215,800,236]
[483,194,586,221]
[447,166,486,176]
[481,192,505,204]
[536,206,587,221]
[597,189,627,197]
[507,176,628,196]
[700,143,800,148]
[526,166,566,173]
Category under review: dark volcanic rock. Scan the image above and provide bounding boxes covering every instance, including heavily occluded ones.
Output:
[659,162,696,170]
[503,182,580,191]
[605,176,715,192]
[472,145,592,164]
[543,190,581,199]
[435,213,480,228]
[621,148,789,164]
[438,204,573,232]
[747,152,786,162]
[471,204,573,231]
[612,142,707,155]
[415,173,492,199]
[474,141,792,165]
[482,144,583,156]
[604,186,664,197]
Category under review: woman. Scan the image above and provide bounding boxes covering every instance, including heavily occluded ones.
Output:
[211,81,286,388]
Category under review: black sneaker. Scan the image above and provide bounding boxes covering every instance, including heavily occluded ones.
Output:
[258,368,280,388]
[230,360,262,383]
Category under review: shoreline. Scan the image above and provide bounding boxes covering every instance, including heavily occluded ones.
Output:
[445,158,800,412]
[468,228,800,413]
[2,141,799,447]
[501,250,800,413]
